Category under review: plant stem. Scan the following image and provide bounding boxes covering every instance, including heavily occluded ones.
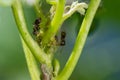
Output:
[21,37,41,80]
[34,0,46,21]
[46,0,57,5]
[11,0,51,66]
[55,0,101,80]
[42,0,65,45]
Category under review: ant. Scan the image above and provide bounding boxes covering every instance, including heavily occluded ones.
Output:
[33,18,41,35]
[55,31,66,46]
[60,31,66,46]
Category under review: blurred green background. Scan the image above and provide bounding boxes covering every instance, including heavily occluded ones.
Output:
[0,0,120,80]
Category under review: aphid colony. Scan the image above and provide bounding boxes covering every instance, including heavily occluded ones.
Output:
[33,18,66,46]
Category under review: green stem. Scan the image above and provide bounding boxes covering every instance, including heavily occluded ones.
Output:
[46,0,57,5]
[21,37,41,80]
[42,0,65,45]
[55,0,101,80]
[11,0,51,66]
[34,0,46,20]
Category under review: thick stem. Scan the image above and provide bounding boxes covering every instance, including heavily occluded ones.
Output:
[42,0,65,45]
[21,37,41,80]
[55,0,101,80]
[11,0,51,66]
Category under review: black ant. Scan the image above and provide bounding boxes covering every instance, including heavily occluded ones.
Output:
[55,31,66,46]
[33,18,41,35]
[60,31,66,46]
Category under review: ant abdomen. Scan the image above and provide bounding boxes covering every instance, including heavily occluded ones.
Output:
[60,40,65,46]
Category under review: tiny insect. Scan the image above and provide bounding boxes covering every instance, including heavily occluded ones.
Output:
[34,18,41,26]
[32,18,41,35]
[61,31,66,40]
[33,28,39,35]
[55,35,59,43]
[60,40,65,46]
[60,31,66,46]
[55,31,66,46]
